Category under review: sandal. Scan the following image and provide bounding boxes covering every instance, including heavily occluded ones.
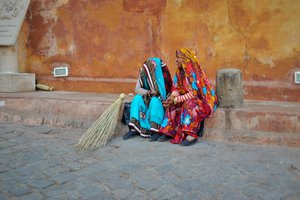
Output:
[123,130,138,140]
[158,134,172,142]
[180,136,197,146]
[149,133,160,142]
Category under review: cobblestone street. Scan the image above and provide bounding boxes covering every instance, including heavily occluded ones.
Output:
[1,123,300,200]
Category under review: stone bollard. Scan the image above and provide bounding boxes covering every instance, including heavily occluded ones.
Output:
[0,0,35,92]
[216,68,244,108]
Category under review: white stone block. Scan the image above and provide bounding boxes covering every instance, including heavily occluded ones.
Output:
[0,73,35,92]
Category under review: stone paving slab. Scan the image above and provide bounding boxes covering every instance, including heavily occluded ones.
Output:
[0,123,300,200]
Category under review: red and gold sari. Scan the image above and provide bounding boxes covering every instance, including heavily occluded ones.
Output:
[159,48,218,144]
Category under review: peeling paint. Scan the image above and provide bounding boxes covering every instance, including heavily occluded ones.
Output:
[67,42,76,55]
[39,29,57,57]
[174,0,183,9]
[58,0,69,6]
[40,10,57,23]
[257,56,275,68]
[123,0,166,14]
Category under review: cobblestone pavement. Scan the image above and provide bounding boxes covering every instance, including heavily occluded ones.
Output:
[0,123,300,200]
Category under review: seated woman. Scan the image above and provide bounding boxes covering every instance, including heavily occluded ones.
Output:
[123,58,172,141]
[159,48,218,146]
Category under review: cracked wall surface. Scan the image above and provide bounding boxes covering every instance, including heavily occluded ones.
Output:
[17,0,300,101]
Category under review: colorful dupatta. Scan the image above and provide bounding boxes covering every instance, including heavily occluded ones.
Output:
[159,48,218,144]
[175,48,218,116]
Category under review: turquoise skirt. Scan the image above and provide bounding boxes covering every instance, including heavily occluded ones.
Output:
[130,94,164,130]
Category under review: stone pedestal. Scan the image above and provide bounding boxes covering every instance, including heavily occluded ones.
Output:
[216,68,244,108]
[0,46,35,92]
[0,0,35,93]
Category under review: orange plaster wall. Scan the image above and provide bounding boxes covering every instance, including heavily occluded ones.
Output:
[18,0,300,102]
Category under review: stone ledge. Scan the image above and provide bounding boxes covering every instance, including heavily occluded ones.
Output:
[0,73,35,92]
[0,92,299,146]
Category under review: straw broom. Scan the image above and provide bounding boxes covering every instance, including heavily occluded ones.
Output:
[76,93,126,150]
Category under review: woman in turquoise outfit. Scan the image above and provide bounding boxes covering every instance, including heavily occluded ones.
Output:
[123,58,172,141]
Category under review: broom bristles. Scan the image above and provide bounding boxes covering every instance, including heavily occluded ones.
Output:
[76,93,126,150]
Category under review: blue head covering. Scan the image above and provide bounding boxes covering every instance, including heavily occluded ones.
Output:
[148,57,167,101]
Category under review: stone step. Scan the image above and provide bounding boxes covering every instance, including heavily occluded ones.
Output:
[0,91,299,146]
[227,100,300,134]
[0,91,129,138]
[203,100,300,146]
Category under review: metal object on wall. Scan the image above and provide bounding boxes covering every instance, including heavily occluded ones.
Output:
[295,72,300,84]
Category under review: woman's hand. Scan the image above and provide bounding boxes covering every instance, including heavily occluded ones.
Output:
[147,90,159,96]
[150,90,159,96]
[163,94,175,108]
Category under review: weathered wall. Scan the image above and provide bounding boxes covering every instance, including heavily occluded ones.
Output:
[18,0,300,102]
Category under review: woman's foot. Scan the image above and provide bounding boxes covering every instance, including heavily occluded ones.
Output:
[149,132,160,142]
[180,135,197,146]
[158,134,172,142]
[123,130,138,140]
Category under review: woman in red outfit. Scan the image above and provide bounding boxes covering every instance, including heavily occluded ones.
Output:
[159,48,218,146]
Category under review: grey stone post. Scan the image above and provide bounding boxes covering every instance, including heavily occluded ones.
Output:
[0,45,18,73]
[216,68,244,108]
[0,0,35,92]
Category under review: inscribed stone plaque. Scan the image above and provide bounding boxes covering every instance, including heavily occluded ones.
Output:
[0,0,30,45]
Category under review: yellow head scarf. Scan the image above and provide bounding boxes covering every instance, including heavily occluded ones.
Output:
[176,48,199,67]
